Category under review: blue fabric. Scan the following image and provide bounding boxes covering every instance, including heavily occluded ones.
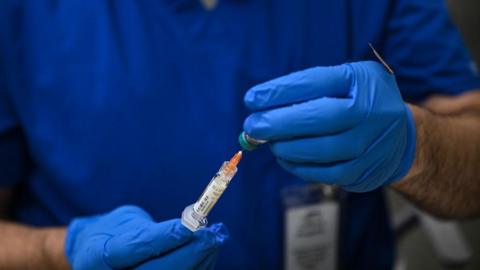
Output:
[244,61,417,192]
[66,205,228,270]
[353,0,480,102]
[0,0,479,269]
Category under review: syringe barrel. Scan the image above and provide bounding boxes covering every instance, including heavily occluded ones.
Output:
[193,162,237,217]
[181,161,238,232]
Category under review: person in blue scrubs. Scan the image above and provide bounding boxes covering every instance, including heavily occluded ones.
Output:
[1,0,480,269]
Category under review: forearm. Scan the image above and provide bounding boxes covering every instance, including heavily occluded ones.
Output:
[393,95,480,219]
[0,221,69,270]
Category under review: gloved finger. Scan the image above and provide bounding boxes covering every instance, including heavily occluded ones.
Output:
[133,223,229,270]
[244,65,352,111]
[270,127,373,163]
[244,97,364,141]
[104,219,193,269]
[276,124,403,191]
[342,124,409,192]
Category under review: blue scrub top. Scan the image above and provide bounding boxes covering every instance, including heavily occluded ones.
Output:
[1,0,479,269]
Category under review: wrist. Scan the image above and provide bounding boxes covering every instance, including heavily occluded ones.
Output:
[41,227,70,270]
[392,104,435,189]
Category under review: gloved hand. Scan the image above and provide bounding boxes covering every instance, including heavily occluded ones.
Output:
[244,61,416,192]
[66,205,228,270]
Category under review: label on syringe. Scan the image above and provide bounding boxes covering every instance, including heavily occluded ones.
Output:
[193,173,230,217]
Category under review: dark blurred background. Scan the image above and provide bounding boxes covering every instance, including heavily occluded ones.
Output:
[390,1,480,270]
[447,0,480,63]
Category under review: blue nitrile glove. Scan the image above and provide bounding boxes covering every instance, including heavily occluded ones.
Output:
[244,61,416,192]
[65,205,229,270]
[134,224,224,270]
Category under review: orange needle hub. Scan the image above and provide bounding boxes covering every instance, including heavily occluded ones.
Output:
[225,151,242,174]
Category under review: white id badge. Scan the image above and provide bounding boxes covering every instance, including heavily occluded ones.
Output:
[283,184,340,270]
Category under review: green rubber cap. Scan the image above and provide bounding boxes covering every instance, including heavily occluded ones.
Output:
[238,132,257,151]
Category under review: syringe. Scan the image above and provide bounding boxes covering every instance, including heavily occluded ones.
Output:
[181,151,243,232]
